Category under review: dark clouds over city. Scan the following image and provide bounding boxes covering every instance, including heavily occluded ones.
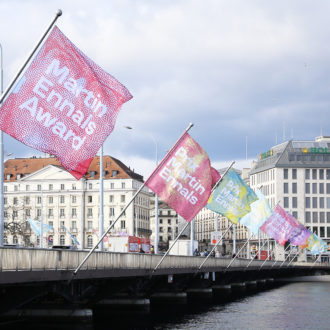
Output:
[1,0,330,178]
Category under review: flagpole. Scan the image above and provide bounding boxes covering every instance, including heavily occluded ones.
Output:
[154,161,235,274]
[73,123,194,276]
[279,244,294,267]
[271,243,291,268]
[152,221,190,273]
[226,239,249,269]
[287,250,300,266]
[0,9,62,104]
[195,161,235,272]
[99,146,104,251]
[311,253,322,268]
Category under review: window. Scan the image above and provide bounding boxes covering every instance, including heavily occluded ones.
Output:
[49,184,53,191]
[24,196,30,204]
[327,227,330,237]
[37,209,41,217]
[3,198,7,205]
[14,185,18,191]
[48,209,53,217]
[327,212,330,223]
[37,184,41,191]
[168,219,171,225]
[60,221,65,228]
[88,196,93,203]
[121,182,125,189]
[60,235,65,245]
[305,183,310,194]
[159,227,163,233]
[37,196,41,204]
[72,196,77,203]
[312,197,318,208]
[292,169,297,179]
[13,211,18,218]
[327,183,330,194]
[312,169,317,180]
[121,195,125,203]
[72,184,76,190]
[312,183,317,194]
[49,197,53,204]
[109,208,115,217]
[13,236,18,244]
[72,208,77,217]
[320,197,325,208]
[320,212,325,223]
[60,196,65,204]
[292,211,298,219]
[112,170,118,177]
[4,186,7,192]
[159,219,163,224]
[26,185,30,191]
[284,197,289,208]
[168,211,171,215]
[71,221,77,229]
[292,197,297,208]
[319,169,324,180]
[90,171,96,178]
[87,208,93,217]
[61,184,65,190]
[109,195,114,203]
[312,212,318,223]
[87,235,93,248]
[312,227,318,235]
[110,183,114,189]
[305,169,310,179]
[159,236,163,242]
[320,227,325,238]
[283,169,288,179]
[60,209,65,217]
[327,197,330,208]
[326,169,330,180]
[88,221,93,229]
[13,197,18,205]
[25,209,30,216]
[305,212,311,223]
[292,182,297,194]
[89,183,93,189]
[320,183,324,194]
[168,227,172,233]
[121,220,125,229]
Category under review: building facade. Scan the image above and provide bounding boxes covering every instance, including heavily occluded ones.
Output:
[150,197,178,251]
[3,155,151,249]
[249,136,330,248]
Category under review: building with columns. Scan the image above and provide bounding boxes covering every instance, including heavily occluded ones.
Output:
[3,155,151,249]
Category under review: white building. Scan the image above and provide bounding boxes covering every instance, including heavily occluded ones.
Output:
[3,155,151,249]
[249,136,330,248]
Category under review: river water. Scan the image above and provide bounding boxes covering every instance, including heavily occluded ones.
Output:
[2,282,330,330]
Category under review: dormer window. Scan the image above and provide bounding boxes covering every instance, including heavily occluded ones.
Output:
[17,174,21,179]
[112,170,118,177]
[6,174,10,180]
[90,171,96,178]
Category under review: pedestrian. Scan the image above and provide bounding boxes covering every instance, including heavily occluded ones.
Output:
[203,249,209,257]
[139,247,145,253]
[193,248,200,256]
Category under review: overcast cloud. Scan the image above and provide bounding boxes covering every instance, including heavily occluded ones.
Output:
[1,0,330,178]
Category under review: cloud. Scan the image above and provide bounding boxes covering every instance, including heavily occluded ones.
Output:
[1,0,330,177]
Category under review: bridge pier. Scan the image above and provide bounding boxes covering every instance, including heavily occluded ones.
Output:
[150,292,187,305]
[230,282,246,295]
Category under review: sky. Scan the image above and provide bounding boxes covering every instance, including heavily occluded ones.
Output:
[0,0,330,179]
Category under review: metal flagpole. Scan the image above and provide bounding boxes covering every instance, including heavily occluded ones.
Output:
[99,146,104,251]
[247,229,250,259]
[226,239,249,269]
[279,245,294,267]
[287,250,300,267]
[74,123,194,276]
[0,10,62,105]
[271,243,291,268]
[311,253,322,268]
[246,237,268,268]
[190,218,194,256]
[233,224,236,255]
[153,221,190,272]
[197,223,233,272]
[196,161,235,272]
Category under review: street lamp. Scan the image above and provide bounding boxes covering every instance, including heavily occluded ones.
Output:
[124,126,159,253]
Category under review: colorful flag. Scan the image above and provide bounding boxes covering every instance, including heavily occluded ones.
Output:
[62,225,80,246]
[286,214,311,246]
[28,218,53,236]
[305,233,328,255]
[0,26,132,180]
[145,133,220,222]
[239,190,273,235]
[206,169,257,224]
[260,205,303,245]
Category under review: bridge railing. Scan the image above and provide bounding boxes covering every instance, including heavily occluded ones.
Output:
[0,247,324,273]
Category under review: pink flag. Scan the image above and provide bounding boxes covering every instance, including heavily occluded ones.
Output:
[145,133,220,222]
[0,26,132,179]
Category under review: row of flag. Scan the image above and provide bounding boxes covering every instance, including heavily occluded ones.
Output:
[0,22,328,257]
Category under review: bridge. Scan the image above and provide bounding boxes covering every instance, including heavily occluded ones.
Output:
[0,247,329,319]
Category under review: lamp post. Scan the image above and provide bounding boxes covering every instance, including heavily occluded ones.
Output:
[124,126,159,253]
[0,43,4,247]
